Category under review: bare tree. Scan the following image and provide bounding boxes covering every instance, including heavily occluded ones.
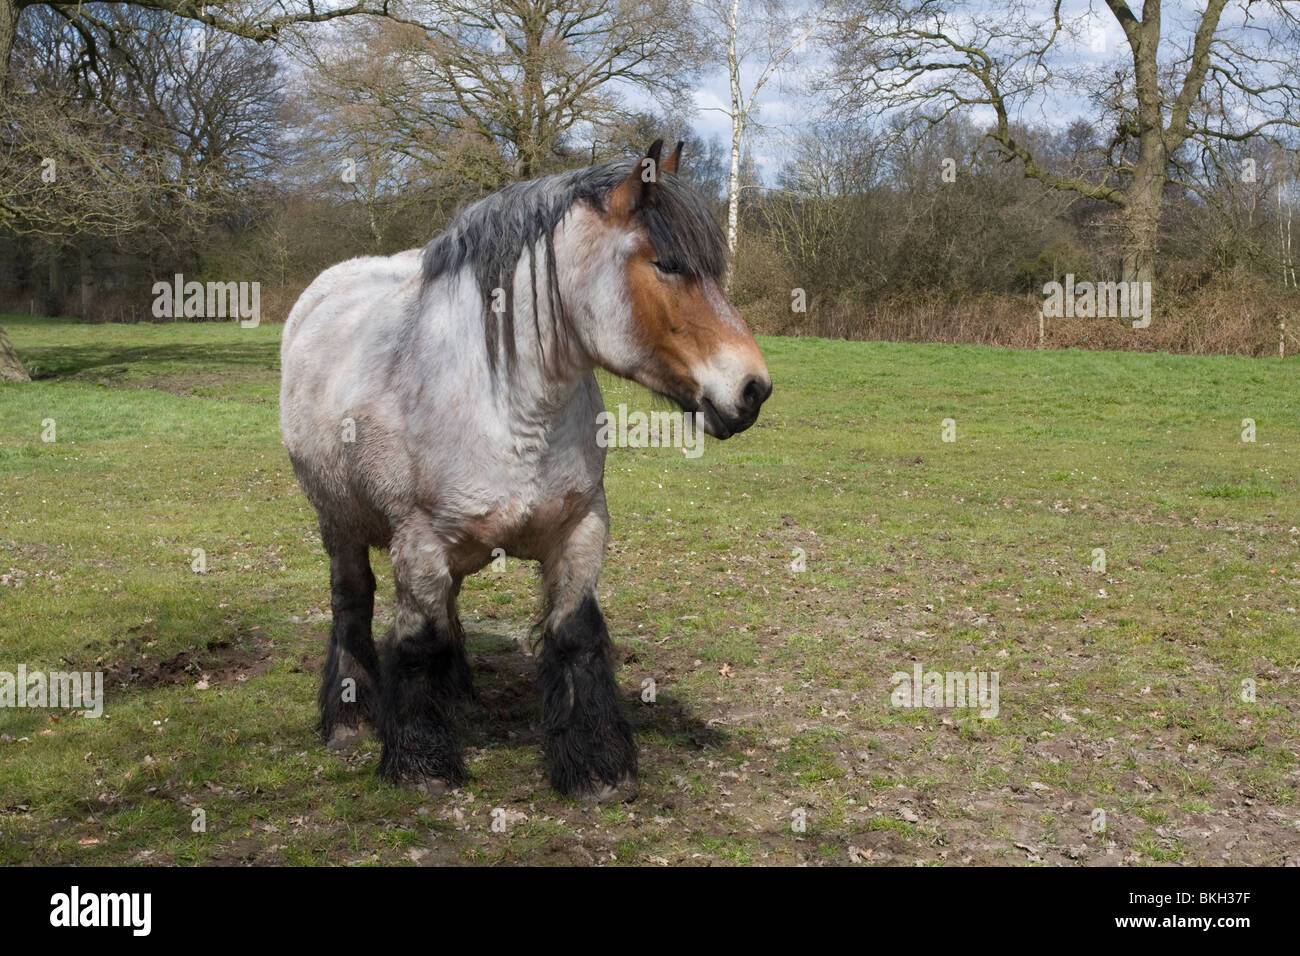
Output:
[826,0,1300,284]
[0,0,401,83]
[697,0,841,288]
[0,0,359,381]
[286,11,515,231]
[293,0,702,181]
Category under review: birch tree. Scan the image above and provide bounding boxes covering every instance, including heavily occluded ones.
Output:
[699,0,841,288]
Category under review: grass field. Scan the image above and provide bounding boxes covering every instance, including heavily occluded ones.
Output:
[1,314,1297,866]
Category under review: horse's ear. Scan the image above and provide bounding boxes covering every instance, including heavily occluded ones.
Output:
[661,140,684,176]
[607,138,665,220]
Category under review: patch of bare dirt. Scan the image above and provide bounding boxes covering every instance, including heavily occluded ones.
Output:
[76,621,273,692]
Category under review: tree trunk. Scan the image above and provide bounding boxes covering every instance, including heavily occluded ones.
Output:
[518,9,544,178]
[0,3,26,381]
[0,0,16,86]
[79,246,93,316]
[725,118,741,291]
[0,327,29,382]
[1120,192,1161,285]
[45,247,62,315]
[1121,9,1166,287]
[1120,158,1164,286]
[724,0,742,293]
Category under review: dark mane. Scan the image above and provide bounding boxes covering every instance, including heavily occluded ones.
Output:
[420,159,727,378]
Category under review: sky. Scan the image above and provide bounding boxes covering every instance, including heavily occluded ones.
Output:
[662,0,1298,184]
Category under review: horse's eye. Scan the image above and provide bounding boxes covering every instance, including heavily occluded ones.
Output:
[652,260,683,276]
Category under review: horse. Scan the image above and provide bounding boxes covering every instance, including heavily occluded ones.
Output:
[279,140,771,802]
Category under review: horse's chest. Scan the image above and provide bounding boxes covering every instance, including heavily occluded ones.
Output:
[434,430,594,547]
[455,480,594,566]
[424,381,605,567]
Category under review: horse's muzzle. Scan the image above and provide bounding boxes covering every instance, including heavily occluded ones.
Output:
[691,375,771,439]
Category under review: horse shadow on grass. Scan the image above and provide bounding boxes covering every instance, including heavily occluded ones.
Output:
[456,628,729,762]
[22,342,278,381]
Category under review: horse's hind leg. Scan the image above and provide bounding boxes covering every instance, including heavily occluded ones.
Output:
[444,580,476,702]
[318,533,380,750]
[538,500,637,803]
[377,522,473,792]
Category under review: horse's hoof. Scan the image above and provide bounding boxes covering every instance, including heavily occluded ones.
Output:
[572,775,638,804]
[326,722,373,752]
[402,776,455,797]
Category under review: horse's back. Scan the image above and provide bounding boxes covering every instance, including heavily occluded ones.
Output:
[282,249,422,350]
[281,249,423,408]
[280,250,426,536]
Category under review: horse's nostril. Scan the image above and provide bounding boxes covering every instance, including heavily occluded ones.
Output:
[740,376,771,415]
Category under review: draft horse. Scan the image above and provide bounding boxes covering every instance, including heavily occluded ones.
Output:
[280,141,771,801]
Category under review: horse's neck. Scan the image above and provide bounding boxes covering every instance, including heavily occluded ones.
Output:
[422,260,591,436]
[493,247,595,423]
[494,326,592,432]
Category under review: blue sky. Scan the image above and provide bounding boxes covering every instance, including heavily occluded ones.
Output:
[663,0,1297,183]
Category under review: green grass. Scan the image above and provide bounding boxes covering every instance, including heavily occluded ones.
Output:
[1,314,1298,866]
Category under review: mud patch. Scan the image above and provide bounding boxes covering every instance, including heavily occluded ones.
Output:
[77,622,273,693]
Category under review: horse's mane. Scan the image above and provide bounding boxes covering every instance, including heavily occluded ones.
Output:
[419,159,727,379]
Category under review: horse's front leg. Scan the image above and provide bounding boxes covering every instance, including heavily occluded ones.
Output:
[318,538,379,750]
[377,522,473,792]
[538,499,637,802]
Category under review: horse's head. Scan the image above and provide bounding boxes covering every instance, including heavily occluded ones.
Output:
[569,140,771,438]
